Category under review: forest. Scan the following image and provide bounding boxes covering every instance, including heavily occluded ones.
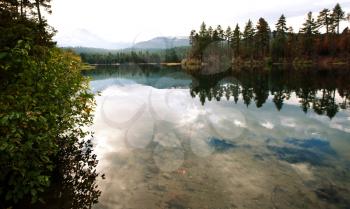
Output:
[0,0,102,208]
[69,46,188,65]
[187,3,350,66]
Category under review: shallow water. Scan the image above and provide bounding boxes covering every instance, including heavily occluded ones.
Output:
[84,66,350,209]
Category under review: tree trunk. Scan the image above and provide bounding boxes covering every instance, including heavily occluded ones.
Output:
[20,0,23,19]
[337,22,340,34]
[35,0,42,26]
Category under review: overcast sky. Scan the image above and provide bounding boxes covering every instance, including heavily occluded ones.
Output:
[47,0,350,48]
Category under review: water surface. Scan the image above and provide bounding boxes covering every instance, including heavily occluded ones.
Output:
[84,65,350,209]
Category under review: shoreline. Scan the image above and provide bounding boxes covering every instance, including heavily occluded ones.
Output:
[181,57,350,73]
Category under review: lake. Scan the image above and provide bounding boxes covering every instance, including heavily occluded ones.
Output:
[83,65,350,209]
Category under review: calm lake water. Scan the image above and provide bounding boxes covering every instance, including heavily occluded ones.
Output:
[84,65,350,209]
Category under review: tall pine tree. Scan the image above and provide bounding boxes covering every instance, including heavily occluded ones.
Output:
[317,8,331,34]
[232,24,241,58]
[331,3,345,34]
[255,18,270,57]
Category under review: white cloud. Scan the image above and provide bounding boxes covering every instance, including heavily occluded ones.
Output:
[261,121,274,129]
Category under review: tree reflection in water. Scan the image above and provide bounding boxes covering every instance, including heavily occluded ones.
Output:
[190,69,350,119]
[15,138,104,209]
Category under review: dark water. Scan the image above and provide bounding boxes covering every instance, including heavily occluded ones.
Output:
[83,65,350,209]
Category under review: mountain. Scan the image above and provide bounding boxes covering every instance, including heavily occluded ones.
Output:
[130,36,190,49]
[60,36,190,53]
[61,47,120,54]
[55,29,132,49]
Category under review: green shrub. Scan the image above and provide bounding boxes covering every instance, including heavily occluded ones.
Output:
[0,40,95,203]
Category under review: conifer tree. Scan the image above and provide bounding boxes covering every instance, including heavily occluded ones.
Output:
[232,24,241,57]
[317,8,331,34]
[331,3,345,34]
[242,19,255,57]
[255,17,270,57]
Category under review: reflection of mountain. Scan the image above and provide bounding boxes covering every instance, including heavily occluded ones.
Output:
[190,70,350,119]
[84,65,193,93]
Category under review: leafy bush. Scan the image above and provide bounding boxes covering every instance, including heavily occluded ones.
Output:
[0,40,95,203]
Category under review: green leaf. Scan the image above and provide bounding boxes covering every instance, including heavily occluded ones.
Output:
[0,52,7,59]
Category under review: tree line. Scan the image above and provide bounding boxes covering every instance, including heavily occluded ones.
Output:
[74,47,188,64]
[1,0,102,207]
[189,3,350,62]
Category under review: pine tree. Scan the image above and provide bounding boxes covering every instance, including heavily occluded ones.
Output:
[331,3,345,34]
[255,17,270,57]
[317,8,331,34]
[300,12,319,35]
[199,22,207,38]
[243,20,255,58]
[225,26,232,42]
[276,14,288,36]
[271,15,288,59]
[34,0,52,26]
[216,25,224,40]
[286,26,297,58]
[300,12,318,56]
[232,24,241,57]
[208,26,214,39]
[189,30,196,45]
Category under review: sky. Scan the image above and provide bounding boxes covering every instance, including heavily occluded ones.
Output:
[47,0,350,48]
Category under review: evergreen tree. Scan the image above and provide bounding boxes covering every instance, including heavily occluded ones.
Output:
[232,24,241,57]
[255,17,270,57]
[208,26,214,39]
[276,14,288,36]
[34,0,52,26]
[331,3,345,34]
[225,26,232,42]
[212,29,219,41]
[272,15,288,59]
[216,25,224,40]
[300,12,319,35]
[189,30,196,45]
[199,21,207,37]
[317,8,331,34]
[286,26,297,58]
[242,19,255,57]
[300,12,318,56]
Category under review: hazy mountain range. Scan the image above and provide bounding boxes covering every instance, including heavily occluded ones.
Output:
[57,30,190,52]
[130,36,189,49]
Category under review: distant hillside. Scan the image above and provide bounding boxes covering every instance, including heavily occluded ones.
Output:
[62,47,119,54]
[130,37,190,49]
[63,36,190,54]
[55,28,132,49]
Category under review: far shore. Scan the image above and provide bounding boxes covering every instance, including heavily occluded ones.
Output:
[81,62,182,71]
